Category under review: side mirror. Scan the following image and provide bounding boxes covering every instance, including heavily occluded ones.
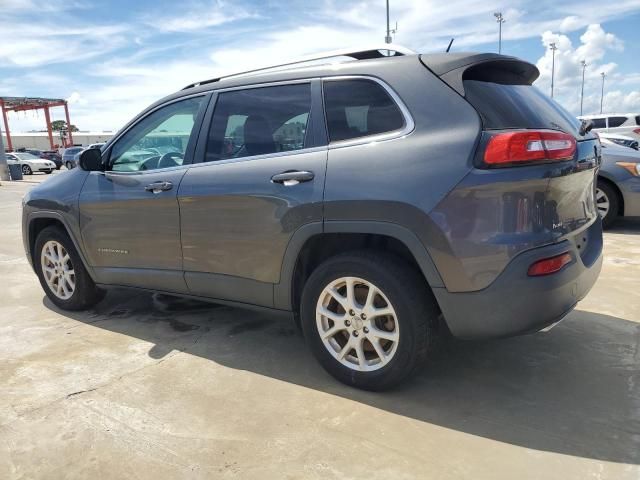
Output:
[78,148,104,171]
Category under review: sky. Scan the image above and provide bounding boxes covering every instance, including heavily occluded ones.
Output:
[2,0,640,133]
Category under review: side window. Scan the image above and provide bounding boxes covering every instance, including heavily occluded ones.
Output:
[323,79,405,142]
[590,117,606,129]
[205,83,311,162]
[608,116,628,128]
[110,96,204,172]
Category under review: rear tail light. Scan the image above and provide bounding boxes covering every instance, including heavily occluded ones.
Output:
[527,252,572,276]
[633,128,640,135]
[484,130,576,166]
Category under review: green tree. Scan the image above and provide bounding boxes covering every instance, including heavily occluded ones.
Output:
[51,120,79,132]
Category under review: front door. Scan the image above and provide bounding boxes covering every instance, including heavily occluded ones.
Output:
[178,82,327,306]
[79,95,207,293]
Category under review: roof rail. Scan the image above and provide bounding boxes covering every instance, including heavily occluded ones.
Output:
[182,44,416,90]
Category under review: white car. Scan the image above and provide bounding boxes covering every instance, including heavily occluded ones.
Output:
[5,152,56,175]
[578,113,640,139]
[597,132,638,150]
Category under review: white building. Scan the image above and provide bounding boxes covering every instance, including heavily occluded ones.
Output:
[2,131,114,151]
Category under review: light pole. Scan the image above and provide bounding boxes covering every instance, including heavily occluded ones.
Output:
[600,72,606,114]
[580,60,587,115]
[385,0,392,44]
[549,42,558,98]
[494,12,505,54]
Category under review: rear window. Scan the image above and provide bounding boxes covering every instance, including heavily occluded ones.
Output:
[463,80,581,136]
[608,116,628,128]
[591,118,607,129]
[323,79,405,142]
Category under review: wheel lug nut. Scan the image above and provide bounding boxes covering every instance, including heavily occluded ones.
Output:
[360,313,367,320]
[353,331,359,337]
[345,320,351,327]
[349,309,355,316]
[363,327,369,334]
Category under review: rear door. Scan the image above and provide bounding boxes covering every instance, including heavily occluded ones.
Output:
[178,80,327,307]
[79,94,208,293]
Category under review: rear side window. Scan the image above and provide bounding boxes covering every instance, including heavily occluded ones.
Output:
[205,83,311,162]
[323,79,405,142]
[635,115,640,126]
[608,116,628,128]
[590,118,607,129]
[463,80,581,136]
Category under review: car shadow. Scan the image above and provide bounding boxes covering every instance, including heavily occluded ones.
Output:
[43,289,640,465]
[608,217,640,235]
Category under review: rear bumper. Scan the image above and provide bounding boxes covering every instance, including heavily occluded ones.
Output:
[433,218,603,339]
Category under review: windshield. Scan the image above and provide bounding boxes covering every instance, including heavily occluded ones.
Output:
[14,152,41,160]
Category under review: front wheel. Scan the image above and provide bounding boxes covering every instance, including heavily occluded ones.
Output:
[65,161,73,170]
[300,251,439,390]
[22,164,32,175]
[34,226,105,310]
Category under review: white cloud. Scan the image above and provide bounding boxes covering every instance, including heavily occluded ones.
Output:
[533,24,639,115]
[144,0,256,32]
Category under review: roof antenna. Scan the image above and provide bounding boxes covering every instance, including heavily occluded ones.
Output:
[446,38,454,53]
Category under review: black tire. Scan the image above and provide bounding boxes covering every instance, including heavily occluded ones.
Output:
[300,251,439,391]
[45,170,53,174]
[22,164,32,175]
[34,226,105,311]
[65,161,73,170]
[596,180,620,229]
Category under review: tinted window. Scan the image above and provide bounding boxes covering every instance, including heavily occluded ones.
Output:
[464,80,582,136]
[205,83,311,162]
[635,116,640,126]
[608,116,628,128]
[323,79,405,142]
[110,96,204,172]
[590,118,607,129]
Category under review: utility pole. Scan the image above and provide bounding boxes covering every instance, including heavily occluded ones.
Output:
[580,60,587,115]
[494,12,505,54]
[600,72,606,114]
[385,0,392,44]
[549,42,558,98]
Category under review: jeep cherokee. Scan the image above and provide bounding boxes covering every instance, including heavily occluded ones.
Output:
[22,46,603,390]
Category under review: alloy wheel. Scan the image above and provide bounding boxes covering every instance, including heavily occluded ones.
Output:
[316,276,399,372]
[40,240,75,300]
[595,187,610,219]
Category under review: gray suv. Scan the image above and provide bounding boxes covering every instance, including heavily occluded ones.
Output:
[22,47,603,390]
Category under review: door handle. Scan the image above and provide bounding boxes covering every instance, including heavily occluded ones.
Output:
[271,170,314,186]
[144,181,173,193]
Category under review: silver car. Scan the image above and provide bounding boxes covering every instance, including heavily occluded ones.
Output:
[597,141,640,227]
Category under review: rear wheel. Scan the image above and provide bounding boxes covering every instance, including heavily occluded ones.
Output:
[35,226,105,310]
[596,180,620,228]
[300,251,438,390]
[65,161,73,170]
[22,164,32,175]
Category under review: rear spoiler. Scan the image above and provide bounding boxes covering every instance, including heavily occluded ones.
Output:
[420,52,539,96]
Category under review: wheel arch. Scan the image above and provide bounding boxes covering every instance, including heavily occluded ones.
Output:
[597,175,624,216]
[274,221,445,313]
[27,212,95,280]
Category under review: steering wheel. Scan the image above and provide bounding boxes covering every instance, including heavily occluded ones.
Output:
[157,151,184,169]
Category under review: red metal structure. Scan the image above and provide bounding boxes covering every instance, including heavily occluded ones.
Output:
[0,96,74,151]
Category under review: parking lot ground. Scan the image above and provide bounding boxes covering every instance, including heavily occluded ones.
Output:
[1,173,639,479]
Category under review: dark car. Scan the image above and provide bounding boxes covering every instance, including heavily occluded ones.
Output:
[61,146,84,169]
[21,46,603,390]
